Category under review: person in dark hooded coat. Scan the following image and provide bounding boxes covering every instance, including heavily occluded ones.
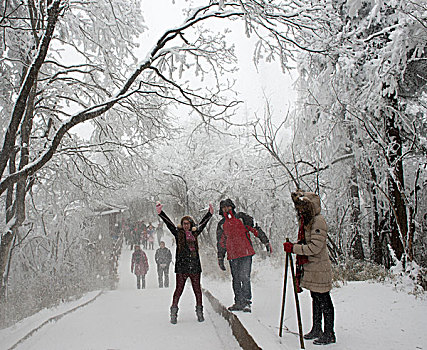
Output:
[216,199,271,313]
[156,201,213,324]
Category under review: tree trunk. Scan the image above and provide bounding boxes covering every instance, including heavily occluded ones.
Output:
[385,96,407,261]
[369,162,387,265]
[350,165,365,260]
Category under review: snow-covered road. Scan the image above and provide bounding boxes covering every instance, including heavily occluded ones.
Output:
[3,242,241,350]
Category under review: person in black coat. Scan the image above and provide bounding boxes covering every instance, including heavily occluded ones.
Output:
[155,241,172,288]
[156,201,213,324]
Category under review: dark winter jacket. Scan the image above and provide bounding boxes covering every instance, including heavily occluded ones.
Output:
[158,210,212,274]
[131,249,149,276]
[155,247,172,266]
[217,210,269,260]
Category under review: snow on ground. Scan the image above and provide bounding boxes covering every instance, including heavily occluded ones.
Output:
[204,256,427,350]
[1,238,426,350]
[0,236,240,350]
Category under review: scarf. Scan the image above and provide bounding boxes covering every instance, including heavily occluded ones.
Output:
[296,215,309,293]
[185,230,197,257]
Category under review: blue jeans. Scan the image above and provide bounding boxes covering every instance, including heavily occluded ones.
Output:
[229,255,252,305]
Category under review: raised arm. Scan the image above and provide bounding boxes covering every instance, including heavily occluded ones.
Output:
[195,203,214,235]
[197,211,212,233]
[156,202,178,236]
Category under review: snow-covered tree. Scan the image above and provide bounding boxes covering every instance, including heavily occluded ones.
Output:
[292,0,426,267]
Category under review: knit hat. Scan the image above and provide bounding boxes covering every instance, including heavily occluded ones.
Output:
[219,198,235,216]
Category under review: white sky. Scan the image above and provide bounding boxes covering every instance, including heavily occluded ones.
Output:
[72,0,296,138]
[138,0,297,122]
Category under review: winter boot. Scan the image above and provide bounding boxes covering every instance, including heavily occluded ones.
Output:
[170,306,178,324]
[242,303,251,313]
[228,302,244,311]
[195,305,204,322]
[304,296,323,340]
[313,332,336,345]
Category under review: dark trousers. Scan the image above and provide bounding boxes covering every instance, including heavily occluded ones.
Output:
[310,291,335,334]
[172,273,202,307]
[157,264,170,288]
[229,255,252,305]
[136,274,146,289]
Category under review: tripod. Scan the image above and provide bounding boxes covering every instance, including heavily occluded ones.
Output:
[278,239,305,349]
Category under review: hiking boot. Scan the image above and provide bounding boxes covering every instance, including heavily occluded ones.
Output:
[170,306,178,324]
[313,332,336,345]
[227,303,244,311]
[242,304,251,313]
[304,328,323,340]
[196,305,204,322]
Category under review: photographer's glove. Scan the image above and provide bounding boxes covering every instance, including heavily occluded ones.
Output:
[283,242,294,253]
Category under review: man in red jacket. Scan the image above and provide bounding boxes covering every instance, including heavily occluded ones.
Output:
[216,199,271,312]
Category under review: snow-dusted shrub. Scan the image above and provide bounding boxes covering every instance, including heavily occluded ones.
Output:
[390,258,426,296]
[332,258,390,285]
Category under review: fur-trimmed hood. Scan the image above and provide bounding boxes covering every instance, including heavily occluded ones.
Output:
[291,190,322,224]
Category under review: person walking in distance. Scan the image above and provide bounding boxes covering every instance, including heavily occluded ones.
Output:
[155,241,172,288]
[131,245,149,289]
[156,221,164,247]
[216,199,271,313]
[156,201,213,324]
[283,189,336,345]
[147,223,155,250]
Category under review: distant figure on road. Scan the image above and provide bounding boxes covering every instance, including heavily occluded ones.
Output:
[156,201,213,324]
[155,241,172,288]
[148,224,155,250]
[131,245,149,289]
[156,221,164,247]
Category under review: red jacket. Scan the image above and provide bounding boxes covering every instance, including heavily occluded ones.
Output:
[217,211,264,260]
[131,249,149,275]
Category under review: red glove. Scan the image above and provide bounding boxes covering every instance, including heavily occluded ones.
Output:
[156,202,163,214]
[283,242,294,253]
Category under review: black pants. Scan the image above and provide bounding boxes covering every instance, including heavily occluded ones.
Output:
[310,291,335,334]
[157,264,170,288]
[136,275,146,289]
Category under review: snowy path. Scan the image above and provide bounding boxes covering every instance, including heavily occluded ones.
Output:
[2,240,240,350]
[1,238,426,350]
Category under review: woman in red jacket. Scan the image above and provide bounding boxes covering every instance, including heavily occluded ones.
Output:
[131,245,149,289]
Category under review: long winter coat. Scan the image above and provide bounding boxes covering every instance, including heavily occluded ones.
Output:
[158,210,212,274]
[291,191,332,293]
[131,249,149,276]
[216,211,269,260]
